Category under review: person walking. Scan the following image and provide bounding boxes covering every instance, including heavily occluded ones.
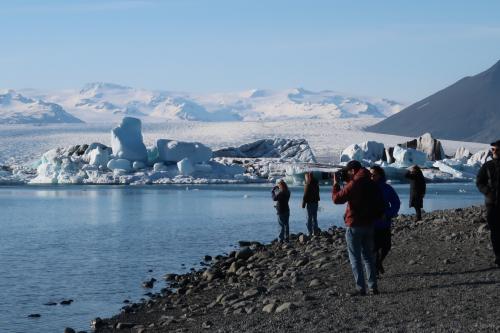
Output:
[369,166,401,276]
[272,179,291,243]
[405,165,426,221]
[332,160,383,295]
[476,140,500,267]
[302,172,320,237]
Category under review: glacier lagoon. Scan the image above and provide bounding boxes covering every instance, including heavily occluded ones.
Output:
[0,183,484,333]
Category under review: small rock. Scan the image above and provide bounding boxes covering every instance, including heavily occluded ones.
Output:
[298,234,308,244]
[163,273,177,281]
[202,320,213,329]
[60,299,73,305]
[115,322,135,329]
[44,302,57,306]
[204,255,212,261]
[309,279,321,287]
[28,314,41,318]
[478,224,489,234]
[142,278,156,288]
[235,247,254,261]
[262,303,277,313]
[64,328,76,333]
[275,302,297,313]
[91,317,104,330]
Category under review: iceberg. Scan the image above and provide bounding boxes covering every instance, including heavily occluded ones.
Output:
[340,141,385,163]
[391,146,427,167]
[177,158,194,176]
[156,139,212,164]
[110,117,147,162]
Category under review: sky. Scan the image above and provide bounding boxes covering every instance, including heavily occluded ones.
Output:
[1,0,500,103]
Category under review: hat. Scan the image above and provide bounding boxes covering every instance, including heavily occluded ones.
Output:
[490,140,500,148]
[344,160,362,171]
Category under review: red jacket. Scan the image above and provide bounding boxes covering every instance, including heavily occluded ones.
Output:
[332,168,376,227]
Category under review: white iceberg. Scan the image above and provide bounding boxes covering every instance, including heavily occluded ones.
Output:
[340,141,385,163]
[392,146,427,167]
[110,117,147,162]
[177,158,194,176]
[156,139,212,164]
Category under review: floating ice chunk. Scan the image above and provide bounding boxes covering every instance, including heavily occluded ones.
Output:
[153,162,168,172]
[399,133,445,161]
[177,158,194,176]
[110,117,147,162]
[340,141,385,162]
[156,139,212,164]
[454,147,471,161]
[392,146,427,167]
[107,158,132,172]
[467,149,490,166]
[132,161,146,170]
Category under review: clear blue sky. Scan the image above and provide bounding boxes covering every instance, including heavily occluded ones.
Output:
[1,0,500,103]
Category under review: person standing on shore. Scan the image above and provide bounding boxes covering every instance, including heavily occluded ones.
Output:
[332,160,383,295]
[476,140,500,267]
[369,166,401,276]
[405,165,426,221]
[272,179,291,243]
[302,172,320,237]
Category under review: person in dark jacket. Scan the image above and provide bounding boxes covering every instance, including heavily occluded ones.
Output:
[476,140,500,267]
[332,160,380,295]
[405,165,426,221]
[272,179,291,243]
[370,166,401,275]
[302,172,321,236]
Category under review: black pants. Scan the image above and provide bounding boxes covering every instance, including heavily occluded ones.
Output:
[486,206,500,261]
[374,228,392,271]
[414,207,422,221]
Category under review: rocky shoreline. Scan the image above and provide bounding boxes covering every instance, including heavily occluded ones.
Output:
[89,205,500,332]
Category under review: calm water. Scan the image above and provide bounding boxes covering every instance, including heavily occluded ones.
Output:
[0,183,483,333]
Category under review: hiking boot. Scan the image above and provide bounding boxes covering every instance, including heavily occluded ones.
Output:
[347,289,366,297]
[369,288,380,295]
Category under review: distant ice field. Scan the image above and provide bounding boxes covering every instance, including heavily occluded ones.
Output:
[0,119,489,165]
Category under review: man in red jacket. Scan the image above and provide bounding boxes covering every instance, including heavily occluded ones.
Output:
[332,160,379,295]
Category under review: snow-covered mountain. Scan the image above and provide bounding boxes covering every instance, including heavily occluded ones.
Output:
[0,90,83,124]
[15,83,404,123]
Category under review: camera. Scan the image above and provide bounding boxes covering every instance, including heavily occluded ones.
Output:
[333,169,347,183]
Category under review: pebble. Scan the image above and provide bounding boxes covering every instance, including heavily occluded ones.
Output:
[262,303,277,313]
[275,302,297,313]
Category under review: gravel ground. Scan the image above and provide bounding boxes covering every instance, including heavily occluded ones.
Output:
[89,205,500,333]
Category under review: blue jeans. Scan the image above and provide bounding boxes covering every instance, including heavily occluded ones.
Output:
[306,202,319,236]
[345,226,377,291]
[278,212,290,242]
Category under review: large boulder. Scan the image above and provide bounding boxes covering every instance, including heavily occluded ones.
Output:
[156,139,212,164]
[110,117,147,162]
[213,138,316,163]
[340,141,385,163]
[392,146,427,167]
[398,133,445,161]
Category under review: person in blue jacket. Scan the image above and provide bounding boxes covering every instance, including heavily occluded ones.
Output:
[369,166,401,275]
